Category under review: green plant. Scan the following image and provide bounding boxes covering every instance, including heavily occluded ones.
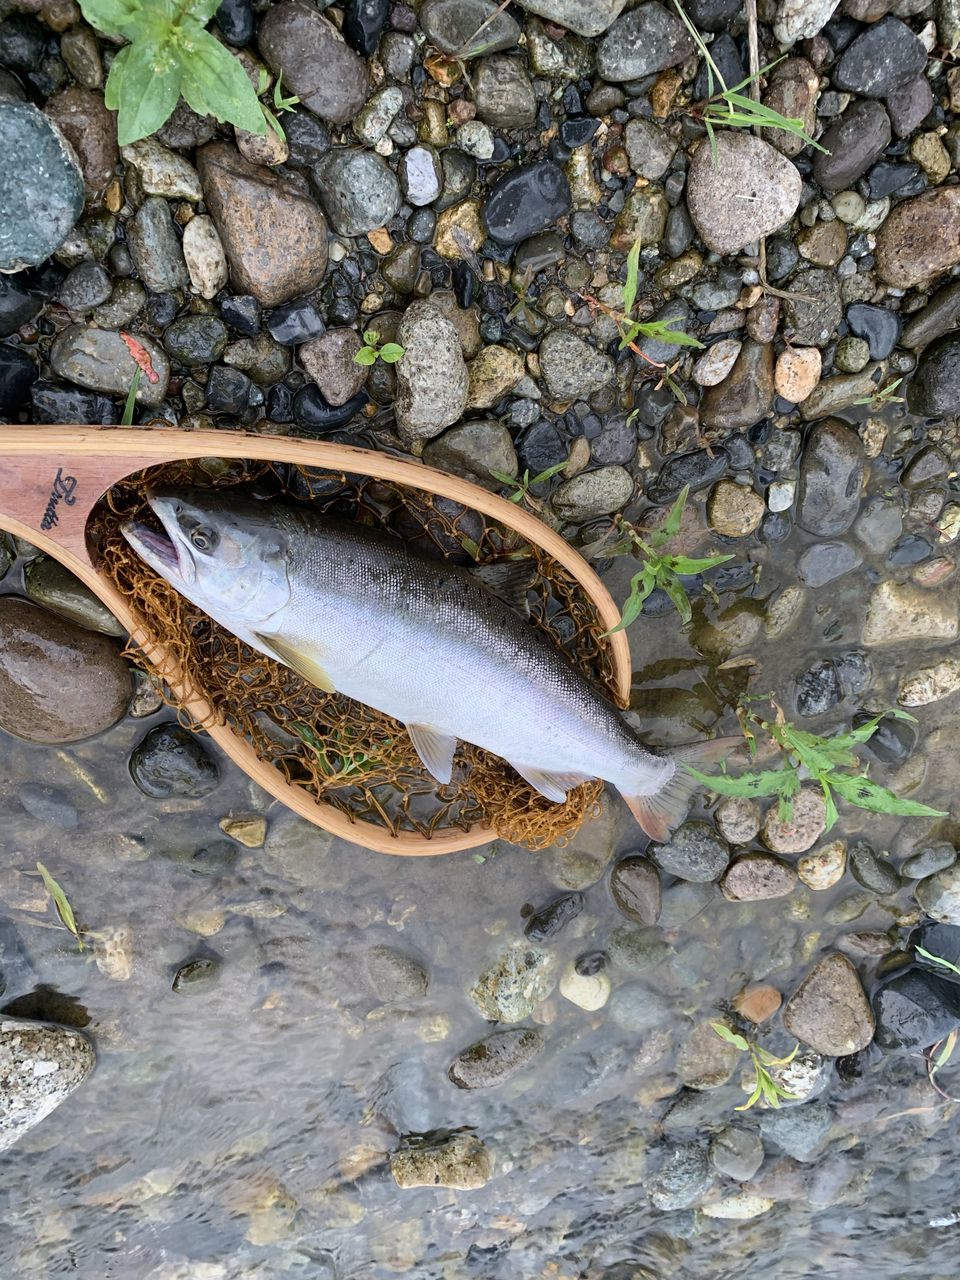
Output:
[916,946,960,977]
[294,723,385,786]
[257,68,300,141]
[602,485,733,633]
[80,0,267,146]
[354,329,405,367]
[121,367,141,426]
[672,0,826,165]
[711,1022,800,1110]
[36,861,84,952]
[854,377,905,409]
[690,699,947,830]
[490,460,570,504]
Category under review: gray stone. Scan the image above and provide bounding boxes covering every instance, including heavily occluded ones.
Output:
[796,420,864,536]
[834,17,927,98]
[759,1099,832,1162]
[163,315,227,367]
[782,953,875,1056]
[597,3,695,81]
[916,862,960,924]
[399,145,442,207]
[353,86,403,147]
[59,261,112,313]
[365,945,428,1002]
[796,540,862,587]
[50,325,169,406]
[624,118,677,179]
[515,0,629,36]
[0,103,83,271]
[448,1028,544,1089]
[121,138,202,200]
[314,148,401,237]
[848,841,900,895]
[901,280,960,349]
[646,1141,713,1210]
[423,419,518,489]
[687,132,802,256]
[258,0,370,125]
[0,1018,95,1152]
[610,854,661,925]
[182,215,229,301]
[474,55,536,128]
[551,466,634,521]
[773,0,840,43]
[539,329,613,400]
[24,556,126,637]
[127,197,190,294]
[652,820,730,882]
[902,843,957,879]
[299,328,365,406]
[783,269,843,347]
[394,301,468,442]
[677,1020,741,1088]
[420,0,521,56]
[721,854,798,901]
[606,925,672,972]
[608,982,674,1031]
[469,943,558,1021]
[908,333,960,418]
[813,101,892,192]
[711,1126,764,1180]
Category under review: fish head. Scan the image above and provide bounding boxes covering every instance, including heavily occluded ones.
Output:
[121,488,294,628]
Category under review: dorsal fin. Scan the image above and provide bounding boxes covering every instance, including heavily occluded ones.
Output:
[468,560,535,617]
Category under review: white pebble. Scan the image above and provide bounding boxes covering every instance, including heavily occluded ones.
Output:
[558,963,610,1011]
[182,215,228,301]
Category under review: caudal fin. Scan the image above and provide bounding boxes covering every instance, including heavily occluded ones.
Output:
[621,736,742,843]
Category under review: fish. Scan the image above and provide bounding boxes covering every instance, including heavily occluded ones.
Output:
[122,489,734,840]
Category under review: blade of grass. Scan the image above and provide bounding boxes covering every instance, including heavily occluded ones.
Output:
[121,366,141,426]
[36,861,84,951]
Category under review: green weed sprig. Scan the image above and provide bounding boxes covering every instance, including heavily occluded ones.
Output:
[711,1022,800,1110]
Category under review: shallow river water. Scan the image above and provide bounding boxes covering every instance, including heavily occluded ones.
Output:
[1,421,959,1280]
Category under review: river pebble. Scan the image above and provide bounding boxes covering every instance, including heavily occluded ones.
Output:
[0,1018,95,1152]
[782,954,875,1056]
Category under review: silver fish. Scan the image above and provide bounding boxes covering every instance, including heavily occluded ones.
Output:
[122,489,731,839]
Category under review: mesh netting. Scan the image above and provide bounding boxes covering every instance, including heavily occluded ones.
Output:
[88,456,624,850]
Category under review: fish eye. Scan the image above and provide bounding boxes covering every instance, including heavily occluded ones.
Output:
[190,525,218,553]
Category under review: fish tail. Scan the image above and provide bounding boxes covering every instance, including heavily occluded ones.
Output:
[621,736,742,843]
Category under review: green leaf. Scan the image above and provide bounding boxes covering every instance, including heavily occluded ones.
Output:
[758,1070,781,1108]
[710,1021,749,1052]
[605,569,656,635]
[934,1028,959,1070]
[661,485,689,539]
[121,366,141,426]
[828,771,947,819]
[103,41,131,112]
[636,318,705,349]
[178,27,266,134]
[364,329,379,344]
[735,1081,763,1112]
[378,343,405,363]
[489,469,517,486]
[666,553,734,574]
[78,0,147,37]
[354,347,377,366]
[529,460,570,484]
[114,38,182,146]
[687,765,795,799]
[186,0,222,21]
[36,861,84,951]
[623,237,642,319]
[661,574,692,625]
[916,946,960,978]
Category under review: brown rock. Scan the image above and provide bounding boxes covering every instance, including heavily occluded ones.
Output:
[797,220,847,267]
[782,953,875,1057]
[762,57,819,158]
[610,855,661,925]
[299,328,365,406]
[733,984,783,1024]
[0,598,131,743]
[44,86,117,198]
[197,143,328,307]
[707,479,765,537]
[775,347,822,402]
[875,188,960,289]
[761,786,826,854]
[721,854,798,901]
[699,340,774,433]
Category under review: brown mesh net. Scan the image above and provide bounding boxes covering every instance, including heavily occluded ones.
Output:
[88,456,624,850]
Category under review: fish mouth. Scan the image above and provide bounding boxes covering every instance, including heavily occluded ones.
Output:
[121,519,181,573]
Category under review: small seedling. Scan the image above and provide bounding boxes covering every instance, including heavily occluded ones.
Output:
[354,330,405,366]
[80,0,267,146]
[490,460,570,505]
[121,367,141,426]
[672,0,826,166]
[602,485,733,632]
[711,1022,800,1110]
[294,723,383,787]
[258,68,300,142]
[583,240,703,369]
[854,377,905,409]
[690,698,947,830]
[36,861,84,952]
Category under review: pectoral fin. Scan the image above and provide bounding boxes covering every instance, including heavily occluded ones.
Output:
[406,724,458,784]
[254,632,336,694]
[509,763,590,804]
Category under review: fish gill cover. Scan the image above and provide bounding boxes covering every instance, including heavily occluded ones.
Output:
[88,457,621,849]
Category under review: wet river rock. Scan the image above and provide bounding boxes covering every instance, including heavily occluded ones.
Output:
[197,143,328,307]
[0,1018,95,1152]
[596,2,695,81]
[394,301,468,442]
[482,161,571,245]
[50,325,169,407]
[875,187,960,289]
[686,132,801,256]
[0,102,84,270]
[0,598,131,744]
[129,724,220,799]
[906,333,960,417]
[258,0,370,126]
[448,1028,544,1089]
[796,420,864,537]
[782,954,875,1057]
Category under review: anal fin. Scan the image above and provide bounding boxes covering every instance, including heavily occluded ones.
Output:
[510,762,590,804]
[406,724,458,784]
[254,632,336,694]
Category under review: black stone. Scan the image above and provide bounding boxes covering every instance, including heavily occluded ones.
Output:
[855,710,917,765]
[887,534,931,566]
[129,724,220,799]
[452,259,477,308]
[343,0,390,57]
[865,161,921,200]
[205,365,255,415]
[845,302,900,360]
[834,650,872,699]
[693,33,744,101]
[647,447,728,503]
[266,381,295,422]
[215,0,254,45]
[518,419,566,473]
[285,112,332,169]
[559,117,599,149]
[30,380,116,424]
[592,415,637,465]
[0,15,44,73]
[834,17,927,99]
[267,298,326,345]
[814,101,891,192]
[293,385,368,433]
[172,954,221,994]
[575,950,607,976]
[524,892,585,942]
[160,838,240,876]
[874,967,960,1049]
[164,314,228,366]
[795,658,841,717]
[482,161,572,246]
[0,342,36,412]
[766,235,799,281]
[911,922,960,977]
[220,293,261,336]
[0,276,41,337]
[687,0,740,30]
[907,333,960,418]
